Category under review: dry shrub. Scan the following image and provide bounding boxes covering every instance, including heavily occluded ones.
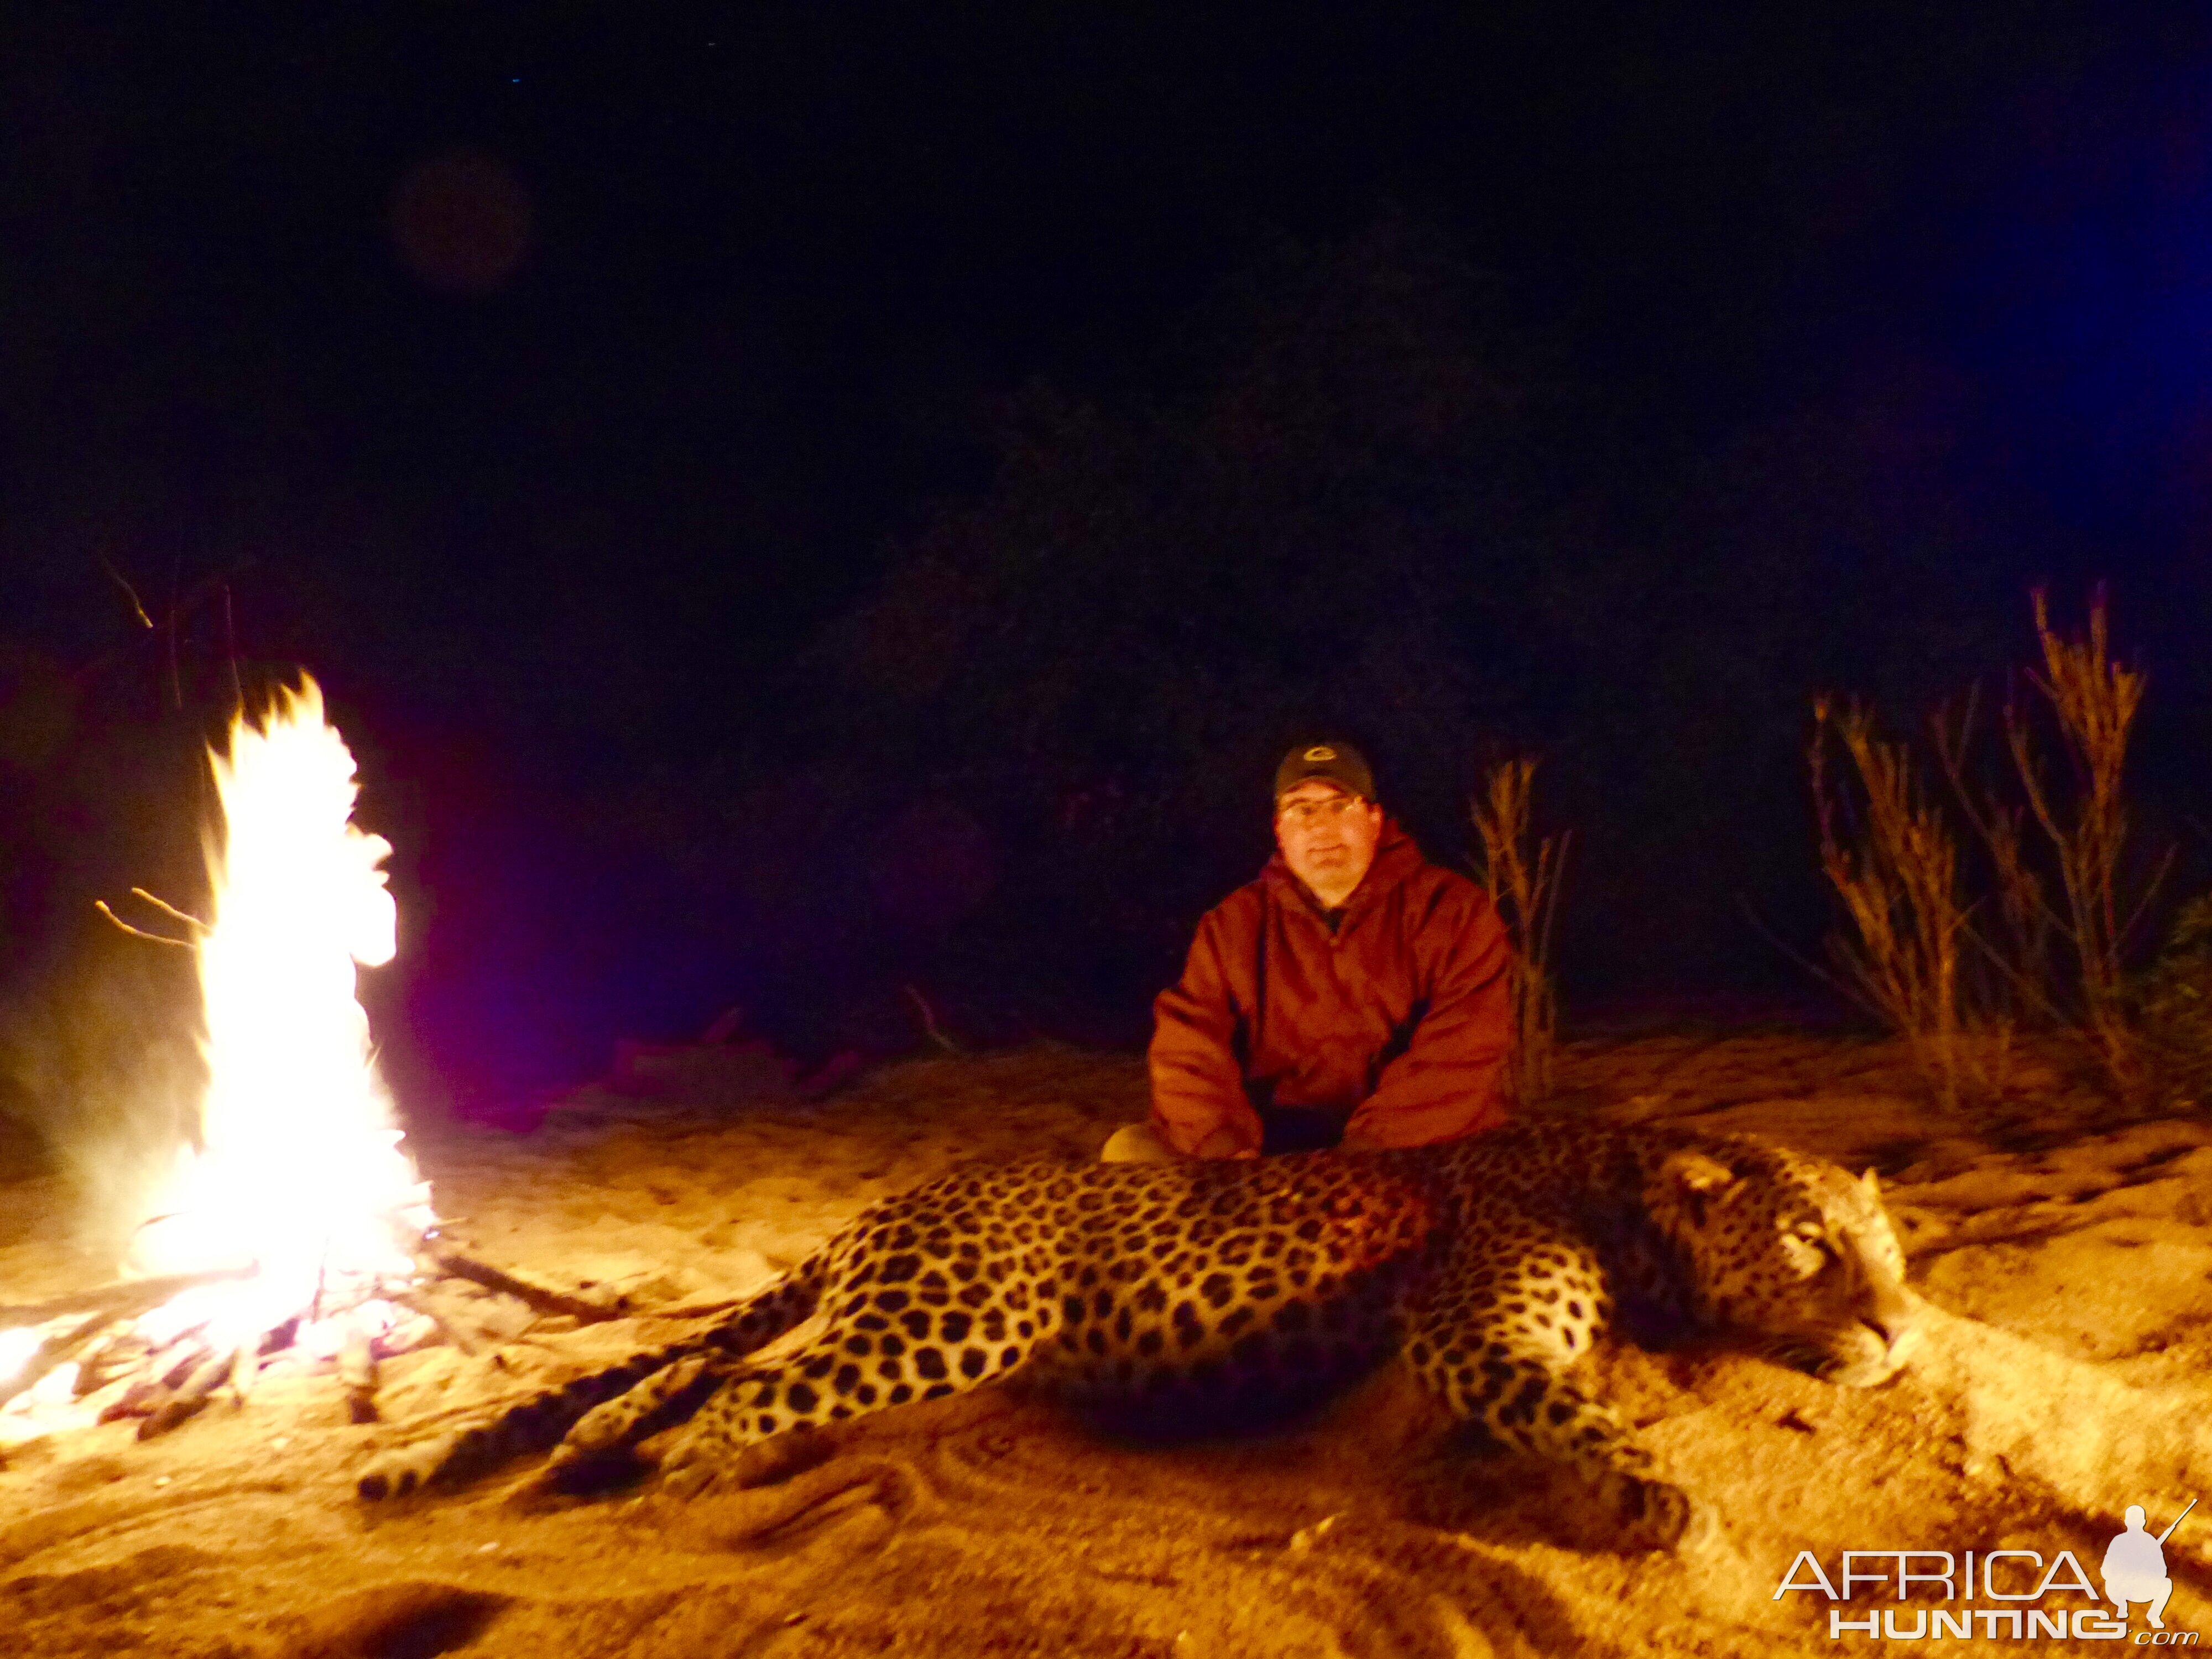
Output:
[1932,690,2058,1030]
[1469,757,1568,1106]
[2134,895,2212,1103]
[2004,589,2163,1085]
[1809,700,1973,1110]
[1810,588,2167,1108]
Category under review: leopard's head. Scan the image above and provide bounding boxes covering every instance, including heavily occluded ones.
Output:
[1648,1137,1921,1387]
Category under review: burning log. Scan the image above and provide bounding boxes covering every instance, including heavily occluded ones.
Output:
[75,1331,153,1398]
[156,1339,212,1390]
[138,1349,234,1439]
[1,1234,676,1444]
[92,1337,208,1426]
[0,1266,259,1331]
[227,1340,260,1405]
[97,1379,163,1426]
[0,1311,120,1413]
[96,1339,205,1426]
[338,1323,379,1423]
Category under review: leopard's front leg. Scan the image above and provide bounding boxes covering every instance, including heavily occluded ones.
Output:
[1404,1212,1695,1550]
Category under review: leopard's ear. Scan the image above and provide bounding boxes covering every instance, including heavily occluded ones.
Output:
[1660,1150,1739,1225]
[1861,1166,1881,1199]
[1661,1150,1739,1196]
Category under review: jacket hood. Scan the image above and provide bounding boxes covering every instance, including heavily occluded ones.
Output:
[1261,816,1427,915]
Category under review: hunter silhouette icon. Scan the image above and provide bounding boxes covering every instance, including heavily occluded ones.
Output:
[2105,1498,2197,1629]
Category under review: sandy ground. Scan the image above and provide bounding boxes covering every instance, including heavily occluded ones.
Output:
[4,1034,2212,1657]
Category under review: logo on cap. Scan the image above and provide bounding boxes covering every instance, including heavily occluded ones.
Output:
[1304,745,1337,762]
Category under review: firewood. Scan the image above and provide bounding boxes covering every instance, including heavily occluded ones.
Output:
[137,1350,232,1439]
[156,1339,213,1390]
[384,1287,484,1356]
[99,1377,164,1424]
[5,1249,637,1444]
[339,1323,379,1423]
[0,1311,123,1412]
[420,1248,623,1324]
[372,1313,438,1359]
[0,1266,257,1329]
[226,1342,260,1405]
[74,1332,153,1398]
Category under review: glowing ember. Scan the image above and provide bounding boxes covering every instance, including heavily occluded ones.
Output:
[0,1326,43,1386]
[130,677,433,1359]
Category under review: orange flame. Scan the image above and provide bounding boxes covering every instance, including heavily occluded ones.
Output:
[132,677,431,1352]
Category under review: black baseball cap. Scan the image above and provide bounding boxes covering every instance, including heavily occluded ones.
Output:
[1274,740,1376,803]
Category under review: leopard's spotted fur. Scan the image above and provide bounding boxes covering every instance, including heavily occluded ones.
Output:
[359,1120,1919,1547]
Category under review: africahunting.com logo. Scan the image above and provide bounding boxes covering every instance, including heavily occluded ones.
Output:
[1775,1499,2198,1644]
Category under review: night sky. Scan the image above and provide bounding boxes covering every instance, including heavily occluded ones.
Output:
[8,5,2212,1113]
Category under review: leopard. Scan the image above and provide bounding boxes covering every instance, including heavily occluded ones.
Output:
[357,1119,1920,1548]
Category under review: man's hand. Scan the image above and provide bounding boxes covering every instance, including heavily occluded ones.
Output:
[1191,1126,1260,1160]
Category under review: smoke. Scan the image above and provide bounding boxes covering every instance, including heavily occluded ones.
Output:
[0,906,207,1259]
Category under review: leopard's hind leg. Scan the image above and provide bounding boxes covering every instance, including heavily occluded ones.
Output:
[1405,1209,1695,1550]
[357,1258,827,1501]
[657,1276,1061,1495]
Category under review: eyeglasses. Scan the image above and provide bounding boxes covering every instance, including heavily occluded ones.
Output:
[1277,795,1367,828]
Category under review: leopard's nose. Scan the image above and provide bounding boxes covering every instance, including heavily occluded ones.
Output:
[1860,1288,1921,1353]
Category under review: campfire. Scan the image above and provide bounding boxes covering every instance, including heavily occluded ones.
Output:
[0,679,607,1447]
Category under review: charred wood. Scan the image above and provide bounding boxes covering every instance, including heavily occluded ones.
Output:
[99,1376,165,1424]
[74,1331,153,1398]
[137,1349,233,1439]
[421,1248,623,1324]
[156,1338,214,1390]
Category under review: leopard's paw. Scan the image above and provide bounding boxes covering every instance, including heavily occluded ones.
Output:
[555,1355,722,1462]
[1590,1467,1702,1553]
[357,1422,497,1502]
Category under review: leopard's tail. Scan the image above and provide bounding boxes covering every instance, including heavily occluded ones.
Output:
[356,1254,829,1501]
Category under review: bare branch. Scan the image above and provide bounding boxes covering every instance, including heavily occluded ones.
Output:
[93,901,194,948]
[128,888,211,933]
[902,984,963,1055]
[98,559,155,628]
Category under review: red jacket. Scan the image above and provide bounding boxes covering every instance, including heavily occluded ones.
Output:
[1148,821,1515,1155]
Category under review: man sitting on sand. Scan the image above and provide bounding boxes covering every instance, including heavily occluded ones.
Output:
[1105,740,1515,1162]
